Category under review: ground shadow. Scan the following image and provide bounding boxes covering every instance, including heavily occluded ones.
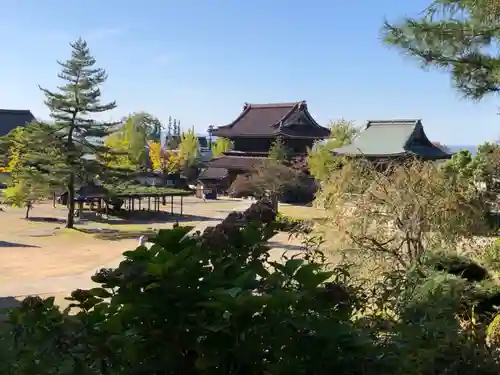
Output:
[267,241,304,251]
[26,217,66,224]
[75,228,158,241]
[81,211,214,225]
[0,241,40,248]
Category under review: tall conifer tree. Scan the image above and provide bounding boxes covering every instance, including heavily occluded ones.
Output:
[38,38,118,228]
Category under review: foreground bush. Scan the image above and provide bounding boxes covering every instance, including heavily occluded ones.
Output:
[1,199,499,374]
[0,200,373,374]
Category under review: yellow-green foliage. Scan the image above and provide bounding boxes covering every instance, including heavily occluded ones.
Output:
[148,141,163,171]
[0,126,26,173]
[104,115,149,170]
[307,119,359,182]
[487,314,500,347]
[104,132,134,169]
[178,128,199,167]
[211,137,232,157]
[2,181,28,207]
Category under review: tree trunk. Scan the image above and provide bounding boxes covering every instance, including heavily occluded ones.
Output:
[52,192,56,208]
[66,172,75,228]
[269,191,279,212]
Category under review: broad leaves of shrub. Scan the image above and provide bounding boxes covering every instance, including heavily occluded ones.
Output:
[1,199,372,375]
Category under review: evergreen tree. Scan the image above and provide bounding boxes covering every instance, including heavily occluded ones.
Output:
[38,38,118,228]
[167,116,172,137]
[0,123,59,217]
[383,0,500,100]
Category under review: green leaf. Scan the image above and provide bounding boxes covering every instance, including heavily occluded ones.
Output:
[123,246,150,261]
[284,258,305,275]
[295,264,331,288]
[153,227,194,250]
[89,287,112,298]
[197,301,225,310]
[269,261,287,274]
[147,263,164,277]
[144,282,161,291]
[227,287,242,298]
[203,322,229,332]
[195,355,218,370]
[42,296,55,308]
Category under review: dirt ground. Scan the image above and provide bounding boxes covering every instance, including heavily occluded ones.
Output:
[0,198,308,283]
[0,197,249,282]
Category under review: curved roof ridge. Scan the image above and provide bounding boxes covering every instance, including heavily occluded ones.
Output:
[245,101,303,109]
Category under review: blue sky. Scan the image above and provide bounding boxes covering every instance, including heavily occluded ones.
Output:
[0,0,498,145]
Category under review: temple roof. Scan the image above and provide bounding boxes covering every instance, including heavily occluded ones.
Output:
[209,155,267,171]
[198,167,229,181]
[213,101,330,139]
[333,119,453,160]
[0,109,35,137]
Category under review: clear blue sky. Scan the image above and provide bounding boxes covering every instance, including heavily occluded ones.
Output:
[0,0,497,145]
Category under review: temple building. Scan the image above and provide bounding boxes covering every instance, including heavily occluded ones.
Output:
[333,119,453,161]
[199,101,330,189]
[0,109,35,137]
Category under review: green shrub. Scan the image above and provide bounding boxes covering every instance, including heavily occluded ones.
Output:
[2,199,500,374]
[1,199,374,374]
[480,239,500,273]
[275,213,312,234]
[487,314,500,347]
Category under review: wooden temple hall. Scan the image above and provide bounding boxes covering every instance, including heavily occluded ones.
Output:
[332,119,453,162]
[199,101,330,188]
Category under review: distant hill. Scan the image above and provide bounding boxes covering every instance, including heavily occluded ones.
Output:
[446,145,478,156]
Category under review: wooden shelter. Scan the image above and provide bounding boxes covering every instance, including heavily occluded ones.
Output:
[61,183,194,216]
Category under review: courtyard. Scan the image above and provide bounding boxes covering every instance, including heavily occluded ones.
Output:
[0,197,308,309]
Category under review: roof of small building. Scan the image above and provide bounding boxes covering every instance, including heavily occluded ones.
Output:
[209,155,267,171]
[213,101,330,139]
[0,109,35,137]
[333,119,453,160]
[198,167,229,181]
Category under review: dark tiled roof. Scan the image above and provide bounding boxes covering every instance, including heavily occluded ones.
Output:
[209,155,267,171]
[334,119,452,160]
[213,101,330,139]
[0,109,35,137]
[76,183,110,199]
[198,167,228,180]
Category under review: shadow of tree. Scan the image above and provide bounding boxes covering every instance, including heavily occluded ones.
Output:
[26,217,66,224]
[75,228,158,241]
[80,212,214,225]
[266,241,304,251]
[0,241,40,248]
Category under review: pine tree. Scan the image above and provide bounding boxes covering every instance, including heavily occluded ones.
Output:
[165,116,176,150]
[173,119,177,137]
[176,120,181,136]
[167,116,172,137]
[38,38,118,228]
[383,0,500,100]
